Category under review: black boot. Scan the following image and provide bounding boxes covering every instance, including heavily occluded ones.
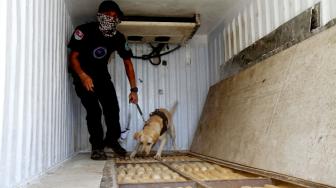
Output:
[109,141,127,156]
[91,149,107,160]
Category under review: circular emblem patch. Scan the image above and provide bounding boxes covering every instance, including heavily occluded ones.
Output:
[74,29,84,40]
[93,47,107,59]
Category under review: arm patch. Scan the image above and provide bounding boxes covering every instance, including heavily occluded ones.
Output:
[74,29,84,40]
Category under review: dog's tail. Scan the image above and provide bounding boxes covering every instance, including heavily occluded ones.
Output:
[169,101,178,116]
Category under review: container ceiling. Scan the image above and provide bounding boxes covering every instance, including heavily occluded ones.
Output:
[65,0,251,35]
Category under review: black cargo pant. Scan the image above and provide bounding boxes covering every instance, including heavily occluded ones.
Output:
[74,77,121,150]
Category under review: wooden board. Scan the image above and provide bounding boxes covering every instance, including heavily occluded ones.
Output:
[191,24,336,187]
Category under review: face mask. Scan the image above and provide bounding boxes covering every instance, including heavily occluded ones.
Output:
[97,13,121,38]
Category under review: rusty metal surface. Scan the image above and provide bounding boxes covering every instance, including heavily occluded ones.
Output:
[114,153,203,164]
[101,160,118,188]
[203,179,272,188]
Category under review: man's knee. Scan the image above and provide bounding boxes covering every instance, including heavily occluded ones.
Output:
[102,103,119,115]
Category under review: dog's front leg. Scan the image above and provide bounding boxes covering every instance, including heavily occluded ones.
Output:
[154,136,167,160]
[130,143,140,159]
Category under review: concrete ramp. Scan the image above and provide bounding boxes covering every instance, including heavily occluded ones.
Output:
[191,24,336,187]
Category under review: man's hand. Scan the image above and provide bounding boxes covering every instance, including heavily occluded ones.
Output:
[79,73,94,92]
[129,92,138,104]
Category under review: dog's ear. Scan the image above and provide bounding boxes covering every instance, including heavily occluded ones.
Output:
[133,131,142,141]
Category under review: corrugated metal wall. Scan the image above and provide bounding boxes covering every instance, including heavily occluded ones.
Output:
[208,23,225,85]
[77,36,211,151]
[0,0,81,187]
[0,0,7,164]
[208,0,336,84]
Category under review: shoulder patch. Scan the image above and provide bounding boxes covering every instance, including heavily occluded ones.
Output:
[124,42,131,51]
[74,29,84,40]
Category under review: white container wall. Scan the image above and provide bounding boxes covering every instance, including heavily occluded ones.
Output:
[208,0,336,84]
[321,0,336,26]
[0,0,82,187]
[77,36,211,151]
[208,23,225,85]
[0,0,8,160]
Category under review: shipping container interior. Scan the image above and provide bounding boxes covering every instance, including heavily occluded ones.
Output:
[0,0,336,188]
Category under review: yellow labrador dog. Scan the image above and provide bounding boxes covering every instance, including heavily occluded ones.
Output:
[130,102,178,159]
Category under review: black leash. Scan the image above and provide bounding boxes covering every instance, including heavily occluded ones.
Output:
[136,103,146,122]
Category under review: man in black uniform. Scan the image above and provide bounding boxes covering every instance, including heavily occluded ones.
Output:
[68,1,138,160]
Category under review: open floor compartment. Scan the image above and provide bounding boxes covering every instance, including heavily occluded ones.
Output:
[108,152,308,188]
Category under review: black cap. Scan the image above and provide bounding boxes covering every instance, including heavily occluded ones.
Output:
[98,1,124,17]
